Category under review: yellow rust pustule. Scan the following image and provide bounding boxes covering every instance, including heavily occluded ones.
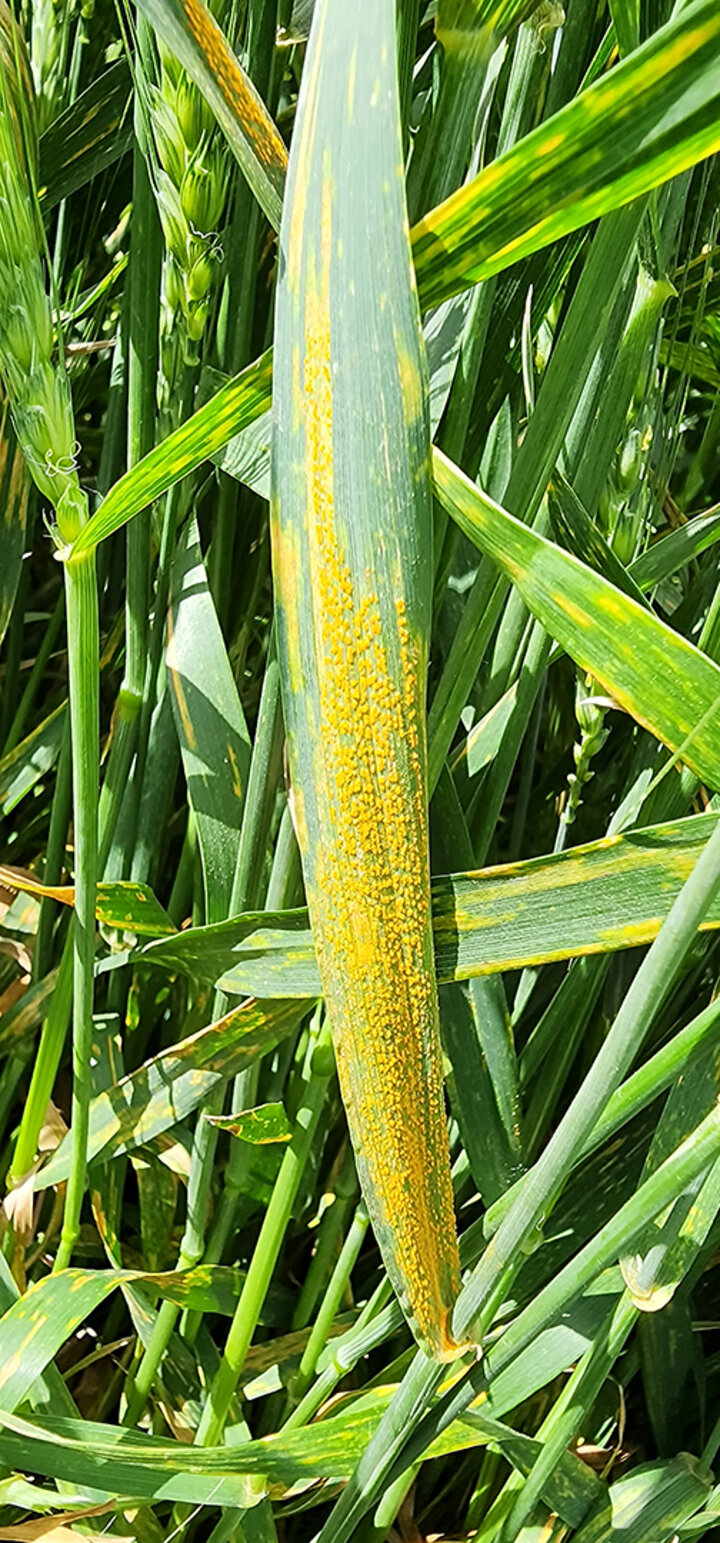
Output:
[179,0,288,177]
[273,134,463,1357]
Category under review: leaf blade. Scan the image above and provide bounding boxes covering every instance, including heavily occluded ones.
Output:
[35,997,308,1189]
[271,0,462,1359]
[433,448,720,792]
[140,813,720,993]
[413,0,720,307]
[136,0,286,229]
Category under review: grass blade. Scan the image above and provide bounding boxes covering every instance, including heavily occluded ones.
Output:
[167,516,251,923]
[35,997,309,1188]
[38,61,132,209]
[433,448,720,792]
[136,0,287,230]
[71,351,272,556]
[413,0,720,306]
[271,0,462,1360]
[141,811,720,992]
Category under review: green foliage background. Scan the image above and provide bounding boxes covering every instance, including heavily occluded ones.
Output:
[1,0,720,1539]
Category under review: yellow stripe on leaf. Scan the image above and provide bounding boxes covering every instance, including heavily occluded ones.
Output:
[271,0,463,1359]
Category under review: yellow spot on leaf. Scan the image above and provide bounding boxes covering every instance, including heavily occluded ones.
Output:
[395,339,423,428]
[227,742,244,802]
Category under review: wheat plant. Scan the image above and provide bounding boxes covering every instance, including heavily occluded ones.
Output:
[0,1,720,1541]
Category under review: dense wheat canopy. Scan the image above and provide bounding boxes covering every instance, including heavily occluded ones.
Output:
[0,1,720,1539]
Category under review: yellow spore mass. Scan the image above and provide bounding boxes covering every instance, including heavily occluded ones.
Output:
[179,0,288,175]
[274,175,463,1360]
